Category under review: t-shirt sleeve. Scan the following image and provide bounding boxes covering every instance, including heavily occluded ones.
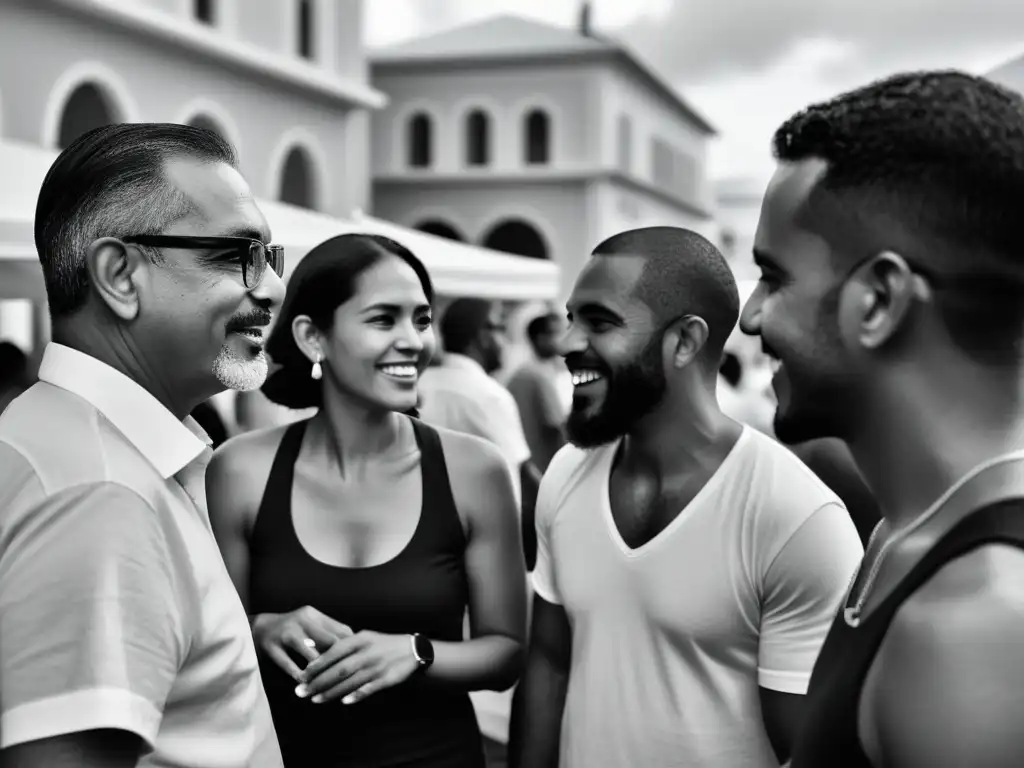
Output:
[529,449,573,604]
[0,480,189,750]
[757,501,863,694]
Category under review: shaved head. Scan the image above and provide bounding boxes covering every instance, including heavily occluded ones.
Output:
[592,226,739,366]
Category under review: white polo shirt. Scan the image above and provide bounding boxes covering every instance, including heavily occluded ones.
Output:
[533,426,864,768]
[417,352,531,503]
[0,343,283,767]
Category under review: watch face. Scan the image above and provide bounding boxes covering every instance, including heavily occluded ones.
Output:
[414,634,434,664]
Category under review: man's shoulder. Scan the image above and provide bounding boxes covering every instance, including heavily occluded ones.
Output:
[1,384,119,490]
[538,442,610,516]
[868,544,1024,761]
[508,360,545,386]
[737,428,846,513]
[718,429,860,573]
[5,383,178,498]
[891,543,1024,644]
[423,369,519,422]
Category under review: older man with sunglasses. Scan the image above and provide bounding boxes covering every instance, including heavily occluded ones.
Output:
[0,124,286,768]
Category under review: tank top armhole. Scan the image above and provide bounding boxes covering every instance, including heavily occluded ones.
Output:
[407,417,468,548]
[250,419,310,545]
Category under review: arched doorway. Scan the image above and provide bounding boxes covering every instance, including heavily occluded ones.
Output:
[57,82,118,150]
[280,146,316,210]
[481,219,549,260]
[415,219,464,242]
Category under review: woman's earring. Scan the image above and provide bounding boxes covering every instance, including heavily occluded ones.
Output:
[310,352,323,381]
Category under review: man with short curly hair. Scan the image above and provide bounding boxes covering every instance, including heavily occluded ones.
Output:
[743,70,1024,767]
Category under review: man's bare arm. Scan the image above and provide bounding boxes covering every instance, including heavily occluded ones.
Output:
[3,730,143,768]
[508,595,572,768]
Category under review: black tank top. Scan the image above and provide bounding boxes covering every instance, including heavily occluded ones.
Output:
[790,498,1024,767]
[248,417,486,768]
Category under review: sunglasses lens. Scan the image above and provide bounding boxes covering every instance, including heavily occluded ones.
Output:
[245,242,266,288]
[265,245,284,278]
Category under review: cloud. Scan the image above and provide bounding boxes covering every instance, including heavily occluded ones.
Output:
[362,0,1024,182]
[617,0,1024,86]
[365,0,669,48]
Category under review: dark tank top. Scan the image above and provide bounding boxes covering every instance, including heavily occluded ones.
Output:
[790,498,1024,767]
[248,417,485,767]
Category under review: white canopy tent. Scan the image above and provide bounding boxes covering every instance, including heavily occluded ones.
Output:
[0,139,561,301]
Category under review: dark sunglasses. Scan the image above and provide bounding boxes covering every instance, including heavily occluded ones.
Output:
[121,235,285,289]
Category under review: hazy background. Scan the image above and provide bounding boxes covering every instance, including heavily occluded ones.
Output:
[365,0,1022,182]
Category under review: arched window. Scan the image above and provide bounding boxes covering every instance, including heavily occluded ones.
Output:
[408,113,432,168]
[525,109,550,165]
[57,83,117,150]
[194,0,215,24]
[466,109,490,167]
[482,219,549,259]
[297,0,314,59]
[415,220,464,242]
[280,146,316,209]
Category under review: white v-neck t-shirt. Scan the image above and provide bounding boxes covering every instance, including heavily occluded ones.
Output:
[532,426,863,768]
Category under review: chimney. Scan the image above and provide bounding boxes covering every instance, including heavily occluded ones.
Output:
[579,1,592,37]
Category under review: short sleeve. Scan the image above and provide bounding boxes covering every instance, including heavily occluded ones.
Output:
[529,451,572,604]
[0,481,188,750]
[757,501,863,694]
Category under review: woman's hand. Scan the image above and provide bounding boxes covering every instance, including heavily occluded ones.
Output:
[297,631,421,705]
[252,606,353,682]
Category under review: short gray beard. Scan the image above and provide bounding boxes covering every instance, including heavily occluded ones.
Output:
[212,344,269,392]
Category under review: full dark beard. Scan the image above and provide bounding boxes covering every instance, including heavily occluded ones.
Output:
[566,337,666,448]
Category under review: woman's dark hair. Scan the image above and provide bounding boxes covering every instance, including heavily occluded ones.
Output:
[261,233,434,409]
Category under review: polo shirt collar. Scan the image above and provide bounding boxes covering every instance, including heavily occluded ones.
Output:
[37,342,211,478]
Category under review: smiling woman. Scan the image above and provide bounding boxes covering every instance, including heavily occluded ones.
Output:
[205,233,528,767]
[260,234,434,410]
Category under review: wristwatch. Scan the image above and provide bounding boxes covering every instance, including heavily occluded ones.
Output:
[410,632,434,671]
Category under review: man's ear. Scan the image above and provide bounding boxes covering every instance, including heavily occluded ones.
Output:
[84,237,148,321]
[848,251,921,351]
[663,315,709,369]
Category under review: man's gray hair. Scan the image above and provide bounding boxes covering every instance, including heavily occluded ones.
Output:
[34,123,238,318]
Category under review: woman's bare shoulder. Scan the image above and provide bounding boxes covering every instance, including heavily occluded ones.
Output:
[433,424,509,477]
[214,423,294,465]
[207,422,301,516]
[431,424,517,528]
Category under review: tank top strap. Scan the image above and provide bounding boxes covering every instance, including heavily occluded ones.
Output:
[882,497,1024,612]
[407,416,467,551]
[252,419,310,547]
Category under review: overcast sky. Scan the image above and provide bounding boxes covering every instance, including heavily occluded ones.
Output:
[363,0,1024,184]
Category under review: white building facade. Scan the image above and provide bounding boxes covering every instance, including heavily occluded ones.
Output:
[0,0,559,363]
[369,13,719,305]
